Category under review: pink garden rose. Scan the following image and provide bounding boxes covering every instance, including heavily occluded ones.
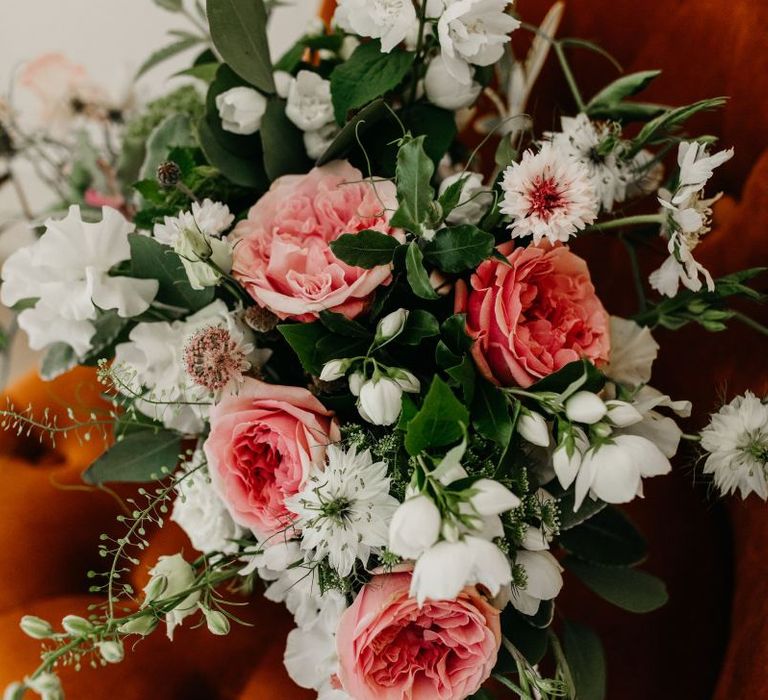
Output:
[231,160,402,322]
[204,378,340,538]
[336,572,501,700]
[458,242,610,388]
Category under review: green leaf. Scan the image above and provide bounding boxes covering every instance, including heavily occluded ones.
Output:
[531,359,605,396]
[587,70,661,110]
[441,313,472,354]
[423,225,495,273]
[136,37,202,79]
[558,494,607,531]
[207,0,275,93]
[472,378,512,446]
[329,229,401,268]
[261,97,311,179]
[83,430,182,484]
[559,507,647,566]
[399,103,457,166]
[175,63,221,83]
[405,243,439,300]
[587,101,667,123]
[330,41,414,123]
[563,621,606,700]
[277,322,329,375]
[317,99,389,165]
[318,310,370,339]
[139,113,196,182]
[437,176,466,219]
[198,117,267,188]
[81,312,130,365]
[274,41,306,73]
[40,343,78,381]
[445,356,476,403]
[405,376,469,456]
[153,0,184,10]
[564,557,669,613]
[397,309,439,345]
[500,608,549,665]
[128,234,214,311]
[390,136,435,233]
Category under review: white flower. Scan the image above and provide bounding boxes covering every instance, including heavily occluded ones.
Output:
[286,445,398,577]
[606,316,659,388]
[285,70,334,132]
[424,52,482,110]
[500,143,598,244]
[511,550,563,615]
[334,0,419,53]
[284,592,350,700]
[388,494,443,560]
[469,478,521,516]
[154,199,234,244]
[673,141,734,205]
[304,121,340,159]
[410,535,512,604]
[517,409,551,447]
[605,400,643,428]
[436,0,520,82]
[564,391,607,424]
[552,427,589,490]
[574,434,671,510]
[701,392,768,500]
[215,86,268,135]
[23,672,63,700]
[439,171,494,226]
[348,371,365,396]
[142,554,200,640]
[97,640,124,664]
[320,358,350,382]
[389,368,421,393]
[358,377,403,426]
[521,525,551,552]
[376,308,409,341]
[0,206,158,357]
[171,453,244,555]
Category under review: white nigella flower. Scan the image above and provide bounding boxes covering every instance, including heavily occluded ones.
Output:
[215,86,268,135]
[0,206,158,358]
[285,445,399,577]
[171,452,245,556]
[285,70,334,132]
[113,300,263,433]
[424,52,482,110]
[435,0,520,83]
[701,392,768,500]
[500,143,599,244]
[142,554,200,641]
[284,591,350,700]
[511,550,563,616]
[606,316,659,388]
[438,171,494,226]
[334,0,419,53]
[673,141,734,205]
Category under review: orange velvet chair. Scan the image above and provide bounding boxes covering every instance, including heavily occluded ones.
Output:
[0,1,766,698]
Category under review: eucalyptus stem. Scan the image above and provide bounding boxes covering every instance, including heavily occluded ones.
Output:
[620,234,647,312]
[732,310,768,337]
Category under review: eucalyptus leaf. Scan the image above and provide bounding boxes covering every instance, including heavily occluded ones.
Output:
[563,621,606,700]
[83,430,182,484]
[559,506,647,566]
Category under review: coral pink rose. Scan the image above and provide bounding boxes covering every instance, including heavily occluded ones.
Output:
[336,572,501,700]
[204,378,340,537]
[231,160,402,322]
[458,242,610,388]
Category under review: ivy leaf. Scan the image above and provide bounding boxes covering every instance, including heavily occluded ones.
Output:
[559,506,647,566]
[563,622,606,700]
[472,378,512,446]
[260,97,311,180]
[206,0,275,93]
[405,376,469,456]
[390,136,435,233]
[330,229,401,268]
[531,359,605,396]
[84,430,182,484]
[405,243,439,300]
[397,309,440,345]
[330,41,414,123]
[423,225,495,273]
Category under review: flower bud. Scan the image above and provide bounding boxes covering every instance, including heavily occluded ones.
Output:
[429,269,452,296]
[61,615,93,636]
[174,229,233,290]
[388,495,442,560]
[118,613,158,637]
[517,410,550,447]
[273,70,292,99]
[358,377,403,426]
[25,673,61,700]
[348,371,365,397]
[606,400,643,427]
[441,517,461,543]
[424,52,482,110]
[202,608,231,636]
[142,574,169,606]
[97,640,124,664]
[469,479,521,516]
[319,358,349,382]
[389,368,421,394]
[156,160,181,188]
[215,86,267,136]
[552,440,582,490]
[376,308,409,342]
[592,422,613,439]
[565,391,607,424]
[3,682,24,700]
[19,616,53,640]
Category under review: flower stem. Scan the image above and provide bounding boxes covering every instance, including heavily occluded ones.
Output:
[732,311,768,337]
[552,42,586,113]
[409,0,430,105]
[586,214,665,232]
[620,234,647,312]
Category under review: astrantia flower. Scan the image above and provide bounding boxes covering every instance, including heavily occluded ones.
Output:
[701,392,768,499]
[500,143,598,244]
[0,206,158,358]
[286,445,398,577]
[183,325,251,394]
[334,0,419,53]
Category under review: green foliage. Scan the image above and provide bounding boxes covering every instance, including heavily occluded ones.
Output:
[136,36,202,79]
[83,429,182,484]
[472,378,513,447]
[404,376,469,456]
[278,321,368,376]
[138,113,196,182]
[559,507,647,566]
[40,343,78,381]
[318,311,370,339]
[260,98,311,179]
[397,310,440,345]
[558,494,607,531]
[530,360,606,396]
[563,621,606,700]
[317,100,388,165]
[423,225,496,273]
[500,608,549,665]
[405,243,439,300]
[330,41,414,123]
[390,136,435,233]
[330,229,402,268]
[586,70,664,122]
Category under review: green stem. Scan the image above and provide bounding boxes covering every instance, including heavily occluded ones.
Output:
[732,310,768,337]
[408,0,430,105]
[552,42,586,113]
[586,214,665,232]
[620,234,647,313]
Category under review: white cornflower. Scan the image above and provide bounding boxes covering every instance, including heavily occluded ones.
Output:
[701,392,768,500]
[286,445,398,577]
[334,0,419,53]
[0,206,158,358]
[285,70,334,132]
[500,143,598,244]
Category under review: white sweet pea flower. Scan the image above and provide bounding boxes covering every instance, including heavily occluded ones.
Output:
[424,52,482,110]
[358,377,403,426]
[389,368,421,393]
[215,86,267,135]
[388,494,442,560]
[521,525,551,552]
[564,391,607,425]
[511,550,563,616]
[517,409,551,447]
[320,358,350,382]
[142,554,200,640]
[438,171,494,226]
[334,0,419,53]
[673,141,734,205]
[606,316,659,388]
[605,400,643,428]
[0,206,158,357]
[285,70,334,132]
[348,370,365,396]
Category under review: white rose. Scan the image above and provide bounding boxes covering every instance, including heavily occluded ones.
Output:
[388,494,442,559]
[334,0,419,53]
[286,70,334,132]
[438,171,494,226]
[142,554,200,640]
[424,52,482,110]
[215,86,267,136]
[358,377,403,426]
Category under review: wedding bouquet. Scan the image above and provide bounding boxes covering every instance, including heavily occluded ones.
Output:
[1,1,766,698]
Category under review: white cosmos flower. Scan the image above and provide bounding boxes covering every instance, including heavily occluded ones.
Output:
[284,592,350,700]
[673,141,734,205]
[142,554,200,641]
[500,143,598,244]
[435,0,520,83]
[285,70,334,132]
[438,171,494,226]
[215,86,268,135]
[701,391,768,500]
[334,0,419,53]
[285,445,398,577]
[511,550,563,616]
[606,316,659,388]
[0,206,158,358]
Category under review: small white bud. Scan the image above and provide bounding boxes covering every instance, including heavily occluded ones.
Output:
[215,86,267,136]
[517,410,550,447]
[319,358,349,382]
[606,400,643,427]
[141,574,169,605]
[358,378,403,426]
[592,422,613,439]
[389,368,421,393]
[565,391,608,424]
[118,614,158,637]
[202,608,231,636]
[97,640,124,664]
[348,371,365,397]
[19,616,53,640]
[552,440,582,490]
[61,615,93,636]
[469,479,521,516]
[388,495,442,559]
[376,308,409,342]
